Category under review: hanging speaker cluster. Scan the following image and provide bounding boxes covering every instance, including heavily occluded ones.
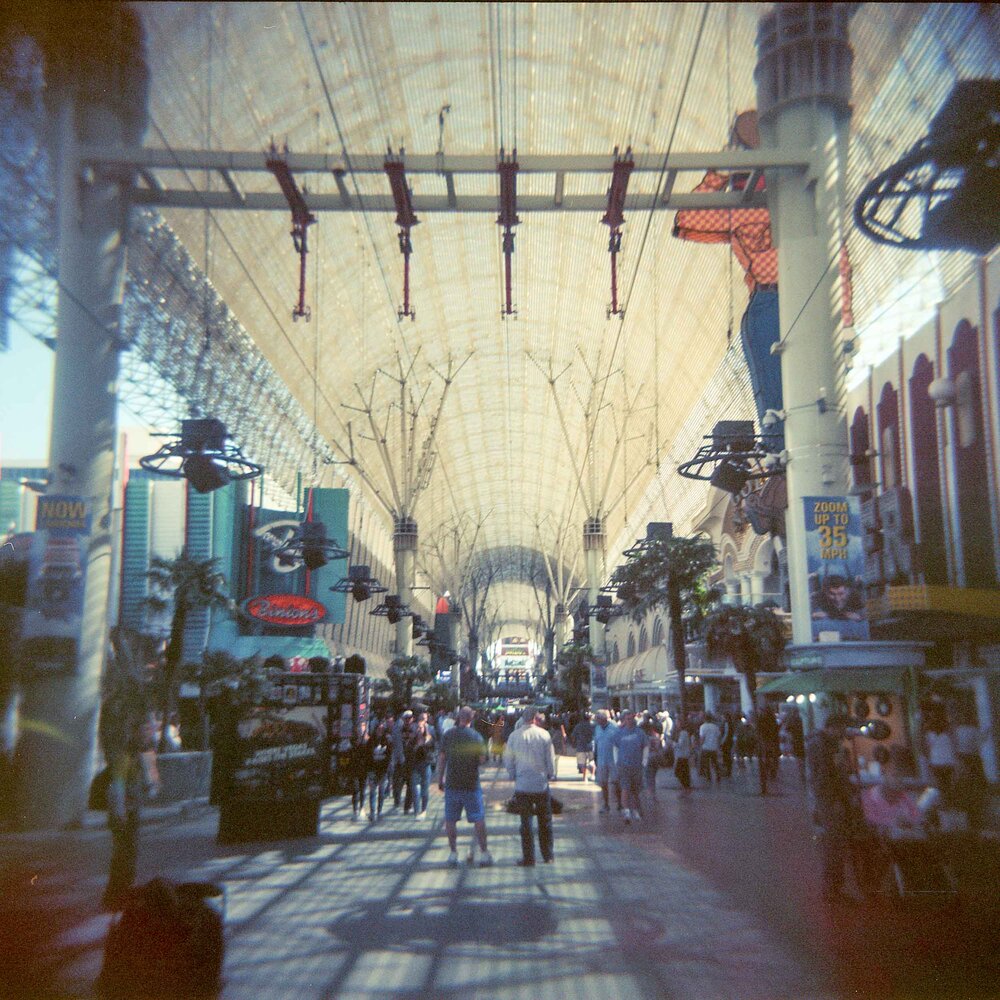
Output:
[139,419,262,494]
[330,564,388,603]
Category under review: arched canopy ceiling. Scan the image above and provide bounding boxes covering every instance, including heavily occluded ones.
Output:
[130,2,998,624]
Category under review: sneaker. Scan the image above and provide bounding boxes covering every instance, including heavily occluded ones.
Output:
[623,808,632,822]
[447,851,459,867]
[599,805,611,815]
[478,850,494,868]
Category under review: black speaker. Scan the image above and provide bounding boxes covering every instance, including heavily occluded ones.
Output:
[710,459,749,495]
[300,521,328,570]
[183,454,231,493]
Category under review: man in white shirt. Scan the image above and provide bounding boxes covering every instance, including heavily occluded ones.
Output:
[699,713,723,785]
[504,707,557,866]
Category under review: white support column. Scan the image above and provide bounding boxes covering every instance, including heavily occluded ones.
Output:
[703,681,720,716]
[554,604,569,652]
[584,518,607,659]
[393,517,417,657]
[751,570,767,607]
[739,675,754,716]
[14,7,148,830]
[755,4,854,646]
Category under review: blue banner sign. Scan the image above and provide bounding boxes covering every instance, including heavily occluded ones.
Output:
[803,496,869,642]
[21,495,93,668]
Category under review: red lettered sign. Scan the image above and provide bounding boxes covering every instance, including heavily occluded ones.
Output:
[243,594,327,627]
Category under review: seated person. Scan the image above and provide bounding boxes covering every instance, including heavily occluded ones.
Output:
[861,770,923,837]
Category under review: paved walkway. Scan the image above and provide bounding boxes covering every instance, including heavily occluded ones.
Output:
[3,758,999,999]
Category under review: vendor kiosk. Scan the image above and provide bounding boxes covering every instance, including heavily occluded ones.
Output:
[217,670,370,842]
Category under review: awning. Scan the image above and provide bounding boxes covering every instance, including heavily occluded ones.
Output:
[756,666,909,695]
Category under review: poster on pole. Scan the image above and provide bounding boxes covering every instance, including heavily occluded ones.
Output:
[589,662,608,709]
[21,495,92,669]
[803,495,869,641]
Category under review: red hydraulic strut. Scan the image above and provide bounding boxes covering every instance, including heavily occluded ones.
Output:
[384,155,419,320]
[497,150,519,316]
[266,142,317,322]
[600,148,634,318]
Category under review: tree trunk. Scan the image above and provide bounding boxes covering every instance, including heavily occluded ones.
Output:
[668,577,687,720]
[158,603,186,753]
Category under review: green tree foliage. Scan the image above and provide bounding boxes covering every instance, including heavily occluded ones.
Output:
[145,552,230,752]
[704,603,787,702]
[386,655,433,712]
[423,681,460,715]
[616,536,717,719]
[179,650,263,750]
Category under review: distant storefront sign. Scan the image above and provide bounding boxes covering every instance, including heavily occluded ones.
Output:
[243,594,327,628]
[803,495,869,642]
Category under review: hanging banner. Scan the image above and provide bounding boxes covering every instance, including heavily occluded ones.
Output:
[803,495,869,641]
[589,662,608,709]
[237,505,310,637]
[21,495,92,669]
[232,489,349,638]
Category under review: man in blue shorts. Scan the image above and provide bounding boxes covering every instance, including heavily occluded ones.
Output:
[438,705,494,867]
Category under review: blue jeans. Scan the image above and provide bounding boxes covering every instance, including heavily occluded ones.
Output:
[366,769,389,816]
[409,763,431,814]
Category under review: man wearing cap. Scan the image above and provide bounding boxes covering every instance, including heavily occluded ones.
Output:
[504,707,557,866]
[438,706,493,867]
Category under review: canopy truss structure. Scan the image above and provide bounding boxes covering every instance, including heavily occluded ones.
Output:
[2,2,996,628]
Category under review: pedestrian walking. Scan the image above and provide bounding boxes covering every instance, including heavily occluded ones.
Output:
[698,713,723,785]
[593,709,621,814]
[437,706,493,867]
[756,705,781,794]
[673,720,692,792]
[805,714,856,903]
[365,719,392,821]
[612,710,649,822]
[405,711,435,818]
[391,710,412,809]
[570,712,595,781]
[504,707,557,865]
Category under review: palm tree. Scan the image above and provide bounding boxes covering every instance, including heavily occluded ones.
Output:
[703,603,787,705]
[556,640,592,715]
[145,552,230,752]
[386,654,433,712]
[616,535,717,719]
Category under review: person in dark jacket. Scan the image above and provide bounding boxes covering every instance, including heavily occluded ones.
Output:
[405,711,436,818]
[364,720,392,822]
[806,714,855,903]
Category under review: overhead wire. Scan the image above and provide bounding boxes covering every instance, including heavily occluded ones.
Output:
[576,2,711,521]
[299,2,416,371]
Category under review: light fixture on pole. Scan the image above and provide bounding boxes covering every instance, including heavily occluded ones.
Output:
[370,593,413,625]
[139,418,262,493]
[274,520,349,571]
[330,564,387,603]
